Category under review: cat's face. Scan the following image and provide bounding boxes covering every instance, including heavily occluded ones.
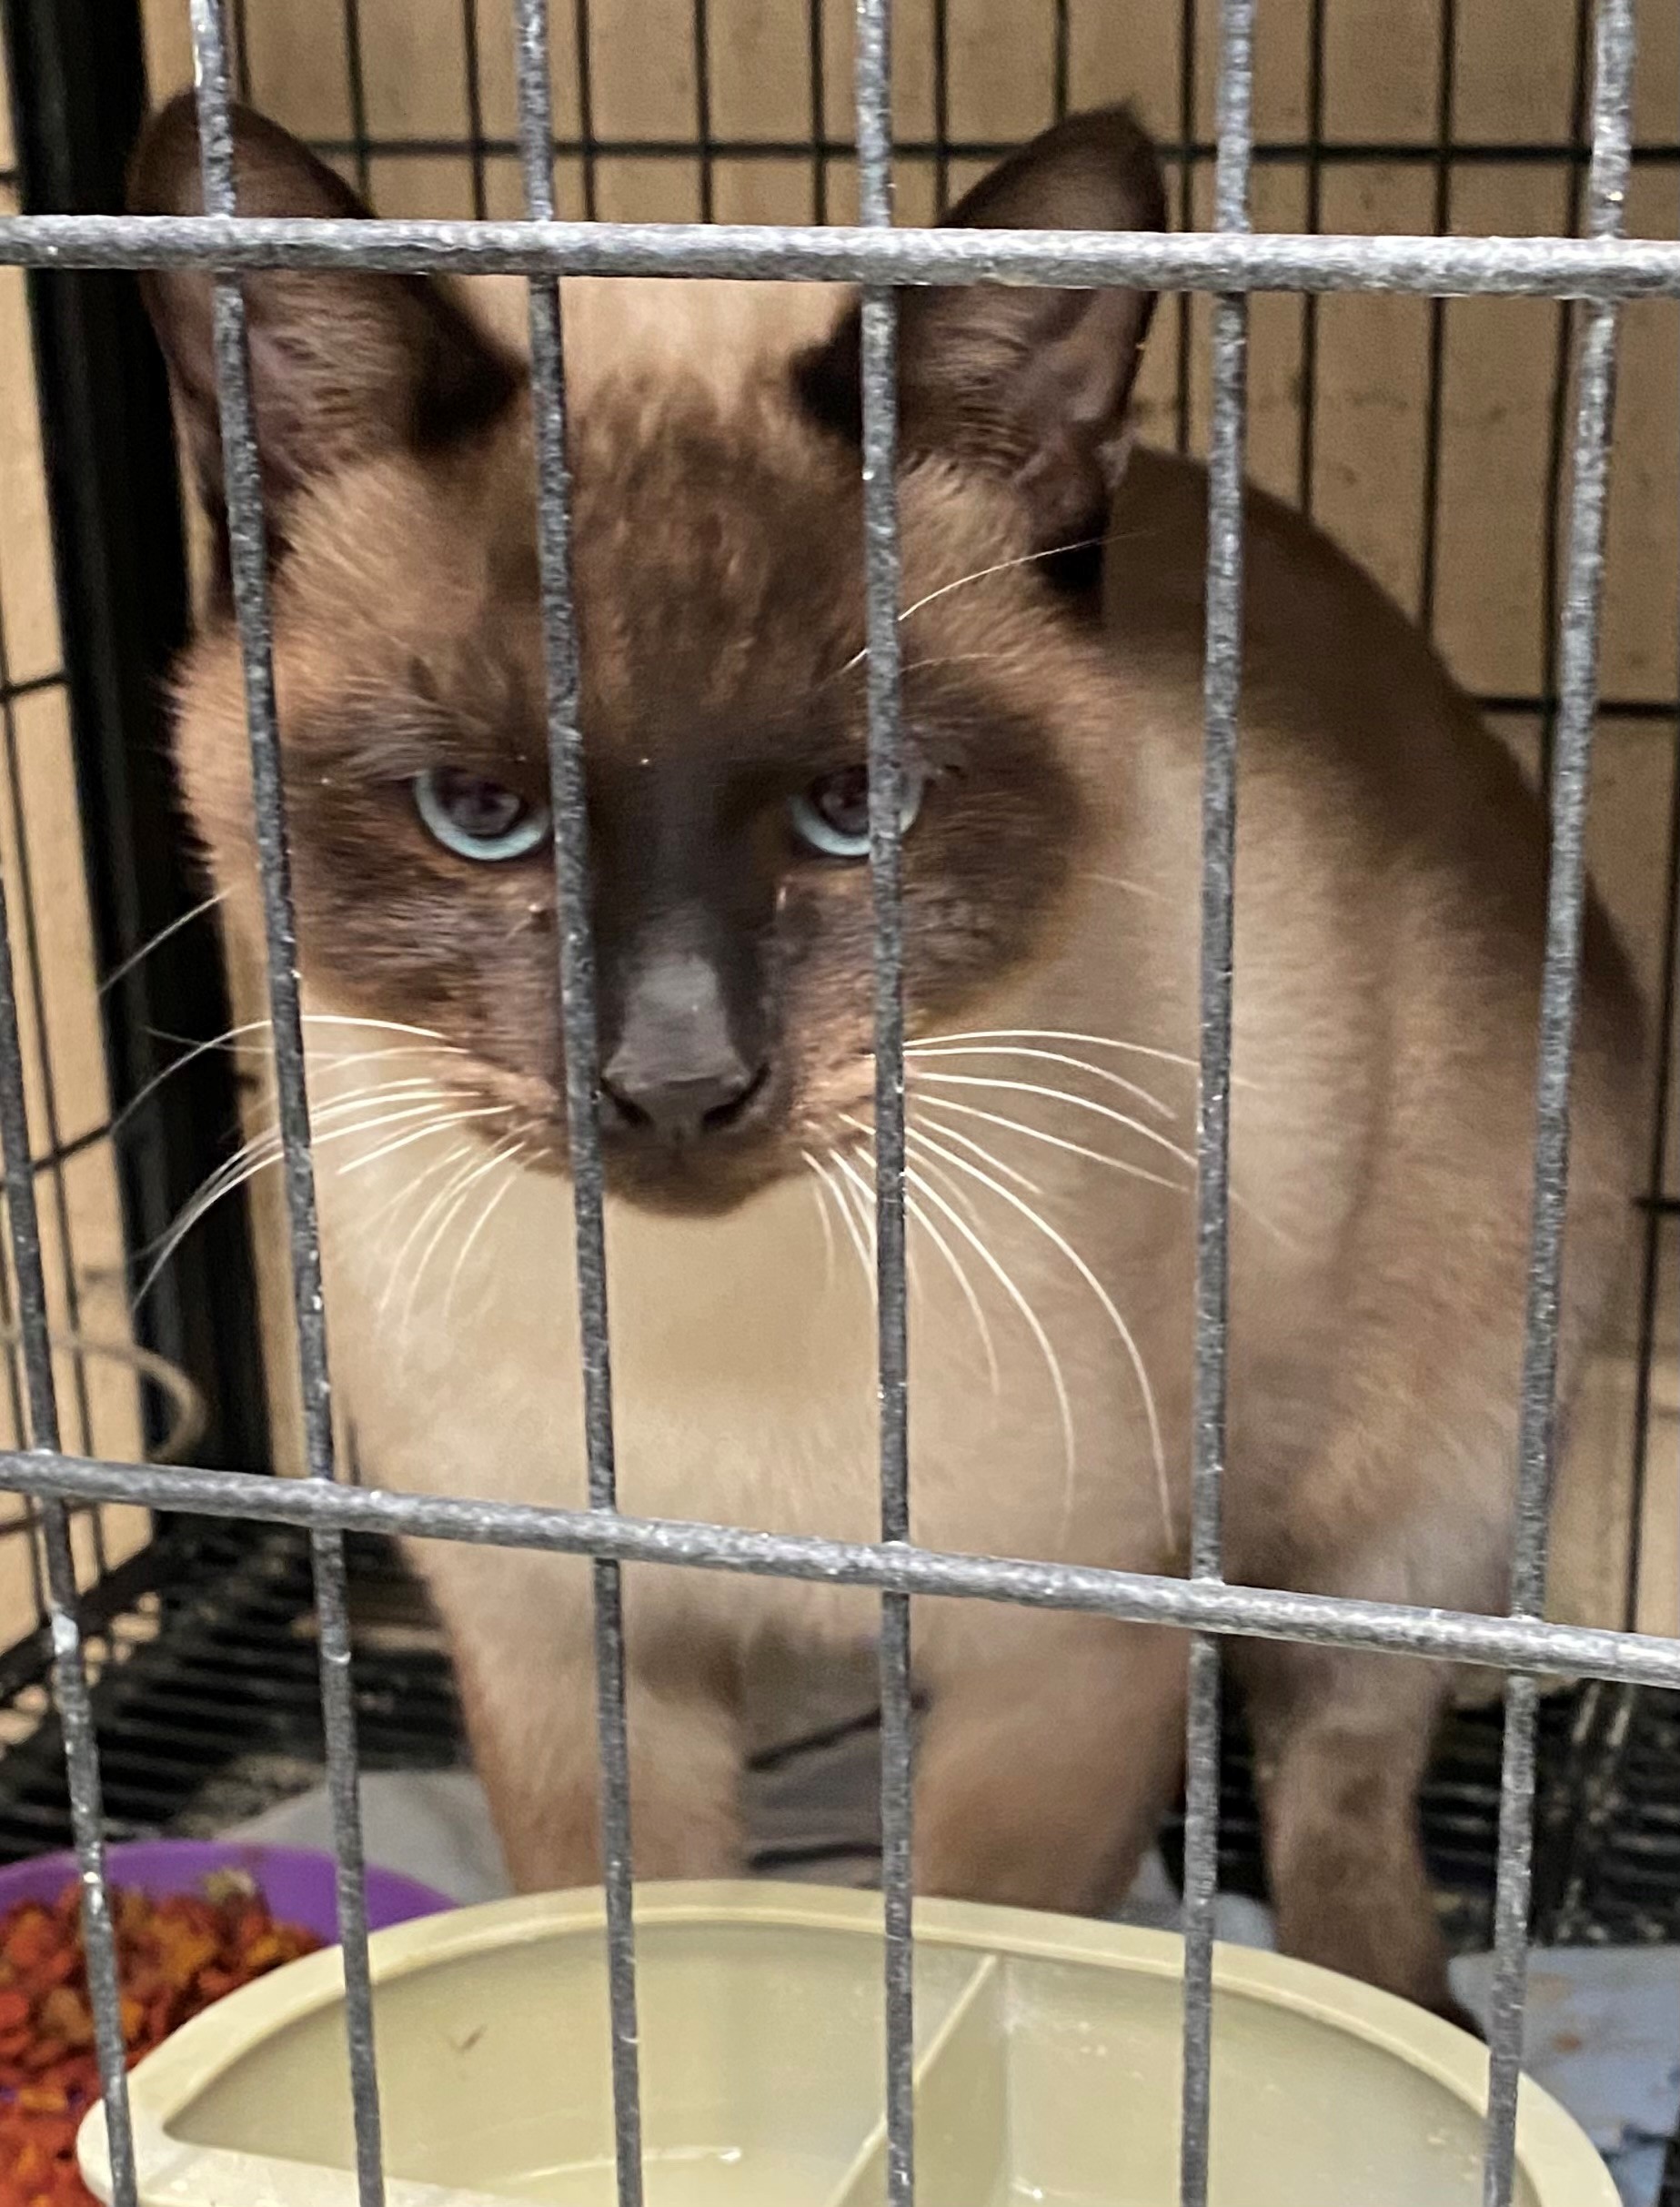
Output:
[134,99,1164,1214]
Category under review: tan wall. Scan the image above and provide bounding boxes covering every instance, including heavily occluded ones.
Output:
[1,2,1675,1636]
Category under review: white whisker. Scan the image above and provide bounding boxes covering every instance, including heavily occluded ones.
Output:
[367,1135,479,1252]
[335,1103,508,1176]
[912,1125,1173,1553]
[364,1137,469,1234]
[111,1031,462,1146]
[1076,871,1165,902]
[912,1095,1187,1196]
[823,1155,876,1300]
[132,1154,269,1302]
[892,538,1109,633]
[146,1012,457,1053]
[902,1149,1078,1511]
[914,1027,1202,1073]
[444,1138,528,1324]
[905,1042,1174,1121]
[822,539,1109,685]
[906,1180,999,1393]
[378,1144,491,1333]
[400,1141,518,1343]
[800,1150,840,1293]
[896,652,1023,678]
[133,1096,469,1308]
[304,1045,470,1090]
[907,1071,1199,1177]
[906,1146,992,1234]
[830,1153,883,1305]
[99,889,228,997]
[304,1079,453,1118]
[834,1147,928,1305]
[842,1136,997,1388]
[914,1026,1262,1092]
[915,1081,1291,1244]
[899,1105,1043,1195]
[154,1088,446,1245]
[234,1093,480,1169]
[297,1013,456,1042]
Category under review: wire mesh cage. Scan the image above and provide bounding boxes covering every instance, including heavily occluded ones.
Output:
[0,0,1676,2202]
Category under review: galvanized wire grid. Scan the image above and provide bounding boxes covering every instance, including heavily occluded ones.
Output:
[0,1,1670,2206]
[2,0,276,1658]
[0,368,99,1615]
[0,157,88,1513]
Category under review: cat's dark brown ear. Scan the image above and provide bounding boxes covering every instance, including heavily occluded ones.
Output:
[128,94,521,534]
[796,106,1166,550]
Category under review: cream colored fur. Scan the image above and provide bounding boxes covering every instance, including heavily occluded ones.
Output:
[189,275,1642,2016]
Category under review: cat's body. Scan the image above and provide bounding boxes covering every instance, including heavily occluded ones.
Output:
[133,99,1642,2022]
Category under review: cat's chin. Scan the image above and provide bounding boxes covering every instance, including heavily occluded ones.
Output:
[607,1168,789,1221]
[526,1141,790,1221]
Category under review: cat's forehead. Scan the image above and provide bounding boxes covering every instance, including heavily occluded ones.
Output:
[567,379,869,723]
[281,393,1009,779]
[268,276,1044,785]
[347,395,862,763]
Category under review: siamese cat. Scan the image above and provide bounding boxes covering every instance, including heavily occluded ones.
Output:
[131,93,1642,2021]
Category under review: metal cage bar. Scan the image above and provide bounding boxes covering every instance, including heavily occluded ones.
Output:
[574,0,601,222]
[852,0,916,2195]
[13,211,1680,296]
[1625,403,1680,1627]
[75,129,1680,171]
[461,0,490,222]
[0,667,97,1474]
[12,1448,1680,1691]
[1295,0,1325,517]
[931,0,951,214]
[1179,2,1252,2198]
[1172,0,1195,454]
[1618,0,1680,1643]
[0,886,136,2207]
[86,127,1680,178]
[1415,0,1458,632]
[0,640,53,1560]
[1481,5,1635,2201]
[180,10,387,2207]
[694,0,717,219]
[340,0,374,200]
[0,0,271,1476]
[509,4,643,2198]
[806,0,827,221]
[1537,0,1595,795]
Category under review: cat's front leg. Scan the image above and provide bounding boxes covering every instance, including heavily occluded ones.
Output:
[1233,1633,1465,2021]
[422,1547,748,1891]
[910,1608,1188,1916]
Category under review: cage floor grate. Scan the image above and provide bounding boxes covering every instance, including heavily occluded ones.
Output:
[1,1523,1675,1940]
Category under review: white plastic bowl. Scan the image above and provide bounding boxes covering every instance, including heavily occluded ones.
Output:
[80,1882,1615,2207]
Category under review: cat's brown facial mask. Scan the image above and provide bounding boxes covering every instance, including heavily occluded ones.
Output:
[132,97,1165,1214]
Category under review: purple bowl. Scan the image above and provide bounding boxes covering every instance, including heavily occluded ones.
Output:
[0,1840,451,1943]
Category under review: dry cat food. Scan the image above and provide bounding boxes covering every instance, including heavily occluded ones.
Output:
[0,1875,320,2207]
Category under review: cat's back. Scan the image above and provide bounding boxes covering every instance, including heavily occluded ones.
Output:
[1104,443,1642,1077]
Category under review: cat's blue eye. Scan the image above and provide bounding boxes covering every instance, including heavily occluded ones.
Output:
[790,764,924,860]
[414,766,551,862]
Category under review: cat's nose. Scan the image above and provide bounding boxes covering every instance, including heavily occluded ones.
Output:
[600,938,770,1142]
[599,1052,769,1143]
